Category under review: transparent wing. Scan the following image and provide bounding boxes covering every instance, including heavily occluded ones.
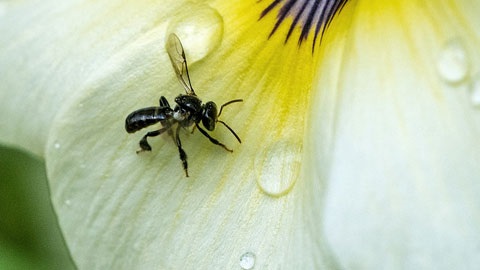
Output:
[166,33,196,96]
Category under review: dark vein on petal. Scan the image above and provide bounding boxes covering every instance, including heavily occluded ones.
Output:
[299,0,320,45]
[285,0,309,44]
[259,0,350,52]
[312,0,332,50]
[268,0,297,38]
[259,0,283,19]
[325,0,342,28]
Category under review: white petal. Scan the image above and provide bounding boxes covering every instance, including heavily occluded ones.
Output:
[40,0,326,268]
[0,0,184,155]
[312,1,480,268]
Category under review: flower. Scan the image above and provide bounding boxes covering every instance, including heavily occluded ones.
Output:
[1,0,480,269]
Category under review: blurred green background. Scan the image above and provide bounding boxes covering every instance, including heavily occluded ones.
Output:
[0,145,76,269]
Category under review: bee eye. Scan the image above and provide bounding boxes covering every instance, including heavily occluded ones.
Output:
[202,101,217,131]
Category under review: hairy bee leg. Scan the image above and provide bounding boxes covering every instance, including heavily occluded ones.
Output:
[195,123,233,152]
[136,126,170,154]
[174,125,189,177]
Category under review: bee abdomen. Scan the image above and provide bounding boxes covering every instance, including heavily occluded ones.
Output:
[125,107,172,133]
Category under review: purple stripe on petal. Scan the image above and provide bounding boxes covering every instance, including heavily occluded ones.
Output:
[259,0,349,51]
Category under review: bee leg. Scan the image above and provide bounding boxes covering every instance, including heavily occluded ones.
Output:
[195,123,233,152]
[159,96,170,108]
[174,125,189,177]
[136,126,170,154]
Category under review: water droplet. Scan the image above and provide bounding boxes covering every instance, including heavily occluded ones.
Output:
[167,3,223,63]
[437,38,470,84]
[65,199,71,206]
[255,141,301,197]
[54,142,61,149]
[239,252,256,270]
[469,74,480,107]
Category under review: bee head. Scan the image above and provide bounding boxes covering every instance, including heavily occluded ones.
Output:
[202,101,218,131]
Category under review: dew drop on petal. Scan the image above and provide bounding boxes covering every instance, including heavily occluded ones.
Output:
[65,199,71,206]
[437,39,470,84]
[469,74,480,108]
[255,141,301,197]
[239,252,256,270]
[167,3,223,63]
[54,142,61,149]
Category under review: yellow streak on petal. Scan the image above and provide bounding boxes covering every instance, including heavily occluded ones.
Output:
[202,0,323,196]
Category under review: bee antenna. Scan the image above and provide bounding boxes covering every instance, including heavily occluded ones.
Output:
[218,99,243,118]
[217,120,241,143]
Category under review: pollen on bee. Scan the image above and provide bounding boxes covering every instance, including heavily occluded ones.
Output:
[173,110,187,121]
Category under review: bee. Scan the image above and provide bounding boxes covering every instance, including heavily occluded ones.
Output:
[125,33,242,177]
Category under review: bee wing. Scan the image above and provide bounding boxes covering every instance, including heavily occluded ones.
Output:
[166,33,196,96]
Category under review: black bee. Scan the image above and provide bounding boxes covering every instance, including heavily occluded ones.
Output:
[125,33,242,177]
